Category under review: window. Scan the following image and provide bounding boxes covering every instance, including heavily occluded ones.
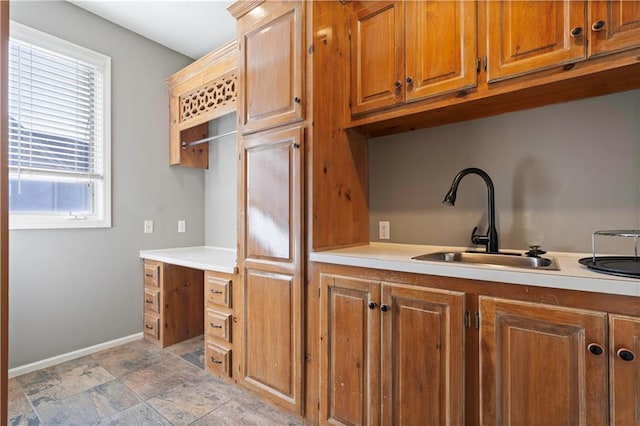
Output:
[8,22,111,229]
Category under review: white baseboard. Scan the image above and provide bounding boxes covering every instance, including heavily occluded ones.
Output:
[8,332,144,378]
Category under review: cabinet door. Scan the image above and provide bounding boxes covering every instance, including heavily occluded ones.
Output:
[404,1,477,101]
[320,274,380,426]
[380,283,465,426]
[479,297,608,425]
[238,1,304,134]
[241,126,303,264]
[243,269,302,412]
[350,1,403,115]
[240,126,304,413]
[589,0,640,57]
[609,314,640,426]
[486,0,586,82]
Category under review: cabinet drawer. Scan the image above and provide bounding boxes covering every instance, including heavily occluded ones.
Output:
[144,313,160,340]
[144,288,160,313]
[206,309,231,342]
[206,274,232,307]
[206,343,231,377]
[143,262,161,287]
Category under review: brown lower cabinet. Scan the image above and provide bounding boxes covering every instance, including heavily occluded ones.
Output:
[313,263,640,426]
[319,273,465,425]
[142,260,204,348]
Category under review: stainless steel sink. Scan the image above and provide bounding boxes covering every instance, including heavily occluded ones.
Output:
[412,251,560,271]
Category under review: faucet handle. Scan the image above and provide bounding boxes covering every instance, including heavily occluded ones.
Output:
[471,226,488,246]
[525,245,547,257]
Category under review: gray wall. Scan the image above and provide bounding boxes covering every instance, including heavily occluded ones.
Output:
[9,2,204,368]
[370,90,640,254]
[205,112,237,249]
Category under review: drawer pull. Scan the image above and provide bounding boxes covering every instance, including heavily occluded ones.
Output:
[145,299,153,304]
[210,322,223,329]
[210,357,223,364]
[145,273,153,278]
[210,289,223,294]
[145,325,154,330]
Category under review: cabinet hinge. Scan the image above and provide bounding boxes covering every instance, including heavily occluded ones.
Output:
[475,311,480,330]
[464,311,471,328]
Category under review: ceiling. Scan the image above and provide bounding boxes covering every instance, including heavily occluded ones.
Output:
[69,0,236,59]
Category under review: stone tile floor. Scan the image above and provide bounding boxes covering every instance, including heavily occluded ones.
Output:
[8,336,303,425]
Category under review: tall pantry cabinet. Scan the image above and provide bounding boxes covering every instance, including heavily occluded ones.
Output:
[229,0,369,419]
[230,1,307,415]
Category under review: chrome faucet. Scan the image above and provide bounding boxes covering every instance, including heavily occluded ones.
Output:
[443,168,499,253]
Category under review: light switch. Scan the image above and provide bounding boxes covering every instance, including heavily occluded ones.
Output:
[144,220,153,234]
[178,220,186,233]
[379,221,390,240]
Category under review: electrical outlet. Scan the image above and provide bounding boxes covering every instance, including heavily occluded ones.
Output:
[144,220,153,234]
[379,221,390,240]
[178,220,186,233]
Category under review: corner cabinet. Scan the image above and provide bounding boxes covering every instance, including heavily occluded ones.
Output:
[350,0,477,115]
[319,273,465,425]
[166,41,237,168]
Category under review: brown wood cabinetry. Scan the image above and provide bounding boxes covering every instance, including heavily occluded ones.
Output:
[589,0,640,57]
[350,0,477,115]
[204,270,239,382]
[319,273,465,426]
[486,1,587,82]
[479,296,608,425]
[142,260,204,347]
[608,314,640,425]
[236,1,304,135]
[166,41,237,168]
[313,262,640,426]
[238,125,304,413]
[347,0,640,136]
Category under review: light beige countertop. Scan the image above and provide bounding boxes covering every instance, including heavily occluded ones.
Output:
[139,246,237,274]
[310,242,640,297]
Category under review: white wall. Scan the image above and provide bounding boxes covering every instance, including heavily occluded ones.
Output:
[205,112,237,249]
[9,1,204,368]
[369,90,640,254]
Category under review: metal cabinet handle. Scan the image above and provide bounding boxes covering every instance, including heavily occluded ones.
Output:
[145,325,154,330]
[368,302,377,310]
[406,76,414,85]
[617,348,635,362]
[294,97,301,104]
[591,20,605,32]
[210,357,223,364]
[380,304,389,312]
[210,322,223,329]
[145,299,153,304]
[210,289,223,294]
[570,26,583,38]
[588,343,604,355]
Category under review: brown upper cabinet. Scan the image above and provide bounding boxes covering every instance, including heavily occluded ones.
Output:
[350,0,477,115]
[486,1,587,82]
[347,0,640,136]
[237,1,304,134]
[487,0,640,82]
[166,41,237,168]
[589,0,640,56]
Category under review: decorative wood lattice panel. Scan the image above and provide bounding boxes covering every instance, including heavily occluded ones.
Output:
[180,73,237,122]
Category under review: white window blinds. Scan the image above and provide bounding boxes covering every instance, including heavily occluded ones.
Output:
[8,37,104,178]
